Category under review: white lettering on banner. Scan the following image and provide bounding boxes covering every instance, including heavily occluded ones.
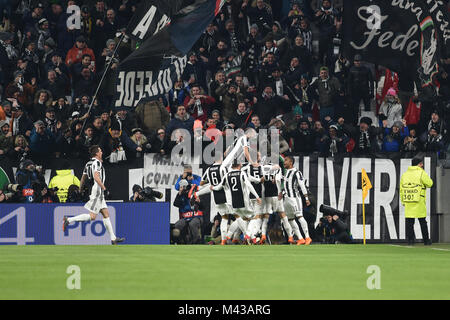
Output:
[116,56,187,107]
[425,0,450,42]
[374,159,397,240]
[132,6,171,40]
[54,206,116,245]
[0,207,35,245]
[390,0,424,21]
[351,6,419,56]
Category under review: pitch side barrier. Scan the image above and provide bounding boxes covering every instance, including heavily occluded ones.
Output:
[0,153,441,243]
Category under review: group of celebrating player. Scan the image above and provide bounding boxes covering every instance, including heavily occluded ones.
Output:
[196,128,312,245]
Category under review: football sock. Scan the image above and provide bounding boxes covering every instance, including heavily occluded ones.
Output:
[298,217,310,238]
[236,217,248,234]
[227,220,239,239]
[261,216,269,236]
[289,220,303,240]
[103,217,116,241]
[281,216,293,237]
[220,217,228,241]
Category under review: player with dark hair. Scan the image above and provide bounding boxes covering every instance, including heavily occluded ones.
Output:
[63,145,125,245]
[283,155,312,245]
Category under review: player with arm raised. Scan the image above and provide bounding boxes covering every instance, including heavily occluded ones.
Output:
[63,145,125,245]
[222,127,258,169]
[283,155,312,245]
[211,161,262,244]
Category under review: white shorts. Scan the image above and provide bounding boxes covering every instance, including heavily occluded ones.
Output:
[284,197,303,219]
[216,203,231,216]
[235,208,255,219]
[84,197,107,214]
[265,196,285,214]
[250,198,265,215]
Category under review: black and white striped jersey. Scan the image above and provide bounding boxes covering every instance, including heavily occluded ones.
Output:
[283,168,308,198]
[83,158,105,197]
[262,165,282,198]
[202,163,228,204]
[242,164,262,199]
[212,169,259,209]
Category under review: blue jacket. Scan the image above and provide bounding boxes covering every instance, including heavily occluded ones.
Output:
[382,127,409,152]
[30,128,56,156]
[174,174,201,191]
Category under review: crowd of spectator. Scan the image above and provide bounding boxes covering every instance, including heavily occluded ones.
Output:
[0,0,449,177]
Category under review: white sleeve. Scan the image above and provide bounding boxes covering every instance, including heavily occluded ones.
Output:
[275,169,282,194]
[201,168,209,183]
[211,172,226,191]
[242,172,259,199]
[296,171,308,196]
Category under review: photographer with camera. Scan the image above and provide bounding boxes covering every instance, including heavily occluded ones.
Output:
[0,183,24,203]
[67,184,88,203]
[315,204,352,244]
[15,159,45,203]
[130,184,163,202]
[172,179,204,244]
[32,181,60,203]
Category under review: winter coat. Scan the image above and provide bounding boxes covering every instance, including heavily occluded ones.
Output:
[135,99,170,135]
[400,166,433,218]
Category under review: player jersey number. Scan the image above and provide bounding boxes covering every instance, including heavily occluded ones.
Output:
[210,171,219,186]
[230,177,239,191]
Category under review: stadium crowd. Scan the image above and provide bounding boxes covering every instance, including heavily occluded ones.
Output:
[0,0,449,207]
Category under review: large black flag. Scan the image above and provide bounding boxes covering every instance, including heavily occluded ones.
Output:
[125,0,197,42]
[115,0,225,108]
[342,0,447,88]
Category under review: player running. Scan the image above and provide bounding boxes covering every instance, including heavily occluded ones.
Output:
[282,155,312,245]
[63,145,125,245]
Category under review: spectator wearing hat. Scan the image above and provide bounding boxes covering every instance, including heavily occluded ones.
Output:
[425,109,447,140]
[65,35,96,67]
[195,23,220,62]
[347,54,374,118]
[9,104,33,138]
[135,97,170,136]
[310,66,341,121]
[321,124,349,157]
[15,158,45,203]
[342,116,381,155]
[149,128,171,155]
[23,2,45,36]
[289,117,316,153]
[130,128,151,155]
[182,52,208,92]
[80,5,94,41]
[378,88,403,128]
[242,0,273,38]
[30,119,56,160]
[41,69,69,99]
[0,119,13,157]
[31,89,53,121]
[114,107,138,137]
[44,106,62,135]
[423,127,445,155]
[382,119,409,152]
[283,104,305,134]
[40,37,57,69]
[229,102,251,129]
[402,124,423,154]
[45,52,70,79]
[36,18,54,54]
[100,120,141,163]
[5,69,36,110]
[0,100,12,122]
[183,84,216,124]
[20,40,40,79]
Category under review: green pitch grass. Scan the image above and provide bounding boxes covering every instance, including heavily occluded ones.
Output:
[1,244,449,300]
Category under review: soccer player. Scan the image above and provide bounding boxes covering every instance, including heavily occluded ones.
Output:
[197,152,231,245]
[63,145,125,245]
[283,155,312,245]
[211,161,262,243]
[260,163,294,244]
[222,127,258,169]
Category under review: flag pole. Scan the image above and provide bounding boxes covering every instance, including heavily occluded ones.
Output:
[362,191,366,245]
[80,32,125,133]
